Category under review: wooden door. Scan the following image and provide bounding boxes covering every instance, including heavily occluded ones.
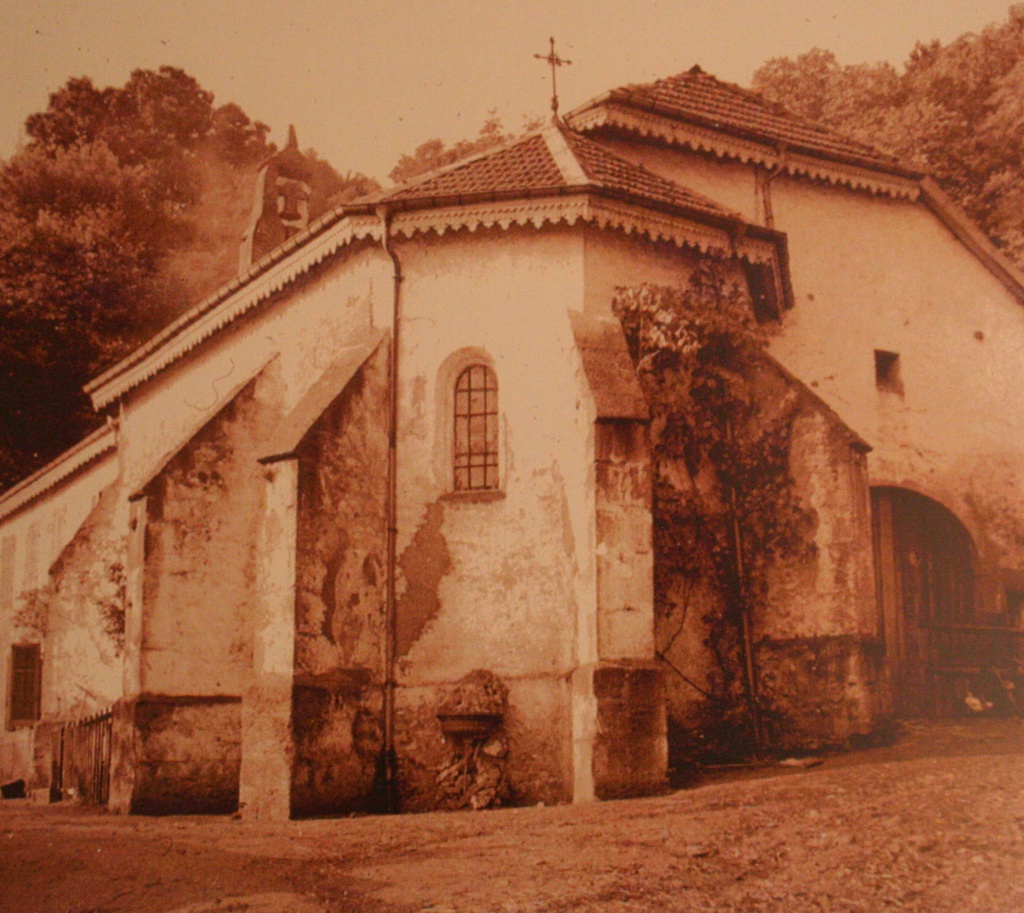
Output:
[872,487,975,715]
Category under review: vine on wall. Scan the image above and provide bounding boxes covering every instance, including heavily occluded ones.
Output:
[14,583,53,638]
[613,264,816,759]
[97,560,127,655]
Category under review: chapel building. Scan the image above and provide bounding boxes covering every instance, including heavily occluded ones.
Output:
[2,67,1023,816]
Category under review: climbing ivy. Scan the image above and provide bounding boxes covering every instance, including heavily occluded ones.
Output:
[613,264,816,759]
[14,584,53,638]
[97,560,127,655]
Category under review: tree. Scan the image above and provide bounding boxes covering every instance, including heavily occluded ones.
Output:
[0,67,376,491]
[752,5,1024,264]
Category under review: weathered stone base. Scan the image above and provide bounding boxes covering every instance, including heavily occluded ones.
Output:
[757,634,885,751]
[394,676,573,813]
[290,673,383,819]
[0,726,35,787]
[108,695,241,815]
[574,661,667,801]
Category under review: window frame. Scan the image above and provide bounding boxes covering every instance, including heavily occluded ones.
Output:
[874,349,904,396]
[8,643,42,730]
[743,260,782,324]
[452,363,500,493]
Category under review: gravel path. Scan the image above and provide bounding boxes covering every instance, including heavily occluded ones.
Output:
[1,719,1022,913]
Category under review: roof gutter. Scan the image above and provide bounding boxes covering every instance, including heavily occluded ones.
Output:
[377,203,403,814]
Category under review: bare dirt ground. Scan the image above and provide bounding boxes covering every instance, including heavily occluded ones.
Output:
[2,719,1023,913]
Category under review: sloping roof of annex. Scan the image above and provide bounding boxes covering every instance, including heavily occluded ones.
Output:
[566,65,1024,304]
[565,65,921,196]
[84,119,790,410]
[0,422,117,524]
[569,67,906,171]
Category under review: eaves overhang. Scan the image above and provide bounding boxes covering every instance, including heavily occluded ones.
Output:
[85,211,384,410]
[85,186,791,411]
[0,422,117,524]
[566,98,924,199]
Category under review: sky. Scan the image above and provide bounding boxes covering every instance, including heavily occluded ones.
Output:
[0,1,1018,182]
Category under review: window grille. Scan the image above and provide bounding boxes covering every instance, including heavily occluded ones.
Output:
[453,365,499,491]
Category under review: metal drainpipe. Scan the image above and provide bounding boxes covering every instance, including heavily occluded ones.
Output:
[378,205,402,813]
[724,415,766,757]
[760,144,787,229]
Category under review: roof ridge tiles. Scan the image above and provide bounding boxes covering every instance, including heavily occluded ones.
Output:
[541,120,590,186]
[559,127,741,220]
[581,64,903,172]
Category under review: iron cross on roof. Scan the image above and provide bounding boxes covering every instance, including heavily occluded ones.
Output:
[534,37,571,117]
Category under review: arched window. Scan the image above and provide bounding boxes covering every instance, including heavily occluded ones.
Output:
[453,364,499,491]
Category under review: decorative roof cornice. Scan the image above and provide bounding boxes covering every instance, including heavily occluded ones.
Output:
[87,213,383,410]
[0,423,117,524]
[384,193,780,264]
[85,179,785,410]
[568,103,923,200]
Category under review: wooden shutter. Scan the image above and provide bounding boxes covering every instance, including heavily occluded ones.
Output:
[9,644,41,727]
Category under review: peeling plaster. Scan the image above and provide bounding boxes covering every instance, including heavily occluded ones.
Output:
[396,502,452,658]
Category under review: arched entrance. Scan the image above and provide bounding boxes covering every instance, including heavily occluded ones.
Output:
[871,487,979,715]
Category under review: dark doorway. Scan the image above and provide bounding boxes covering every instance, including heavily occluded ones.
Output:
[871,487,979,715]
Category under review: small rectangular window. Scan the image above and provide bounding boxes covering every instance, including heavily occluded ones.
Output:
[743,262,781,323]
[9,644,41,728]
[1007,590,1024,626]
[874,350,903,395]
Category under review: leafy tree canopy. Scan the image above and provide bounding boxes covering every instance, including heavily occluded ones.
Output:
[752,4,1024,264]
[0,66,376,490]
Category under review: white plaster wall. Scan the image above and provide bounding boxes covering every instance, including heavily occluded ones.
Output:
[0,454,118,610]
[389,227,595,684]
[117,246,390,496]
[41,489,128,720]
[771,176,1024,570]
[604,139,1024,572]
[0,450,120,771]
[583,225,709,316]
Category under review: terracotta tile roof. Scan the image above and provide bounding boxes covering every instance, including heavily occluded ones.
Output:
[377,123,739,221]
[562,128,732,219]
[384,134,563,201]
[575,66,904,172]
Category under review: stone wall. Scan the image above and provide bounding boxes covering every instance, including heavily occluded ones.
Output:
[657,358,878,763]
[109,695,240,814]
[290,346,389,817]
[141,378,267,696]
[590,663,666,799]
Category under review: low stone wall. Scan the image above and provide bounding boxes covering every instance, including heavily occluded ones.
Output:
[590,663,667,800]
[290,673,383,818]
[109,695,241,814]
[757,634,886,751]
